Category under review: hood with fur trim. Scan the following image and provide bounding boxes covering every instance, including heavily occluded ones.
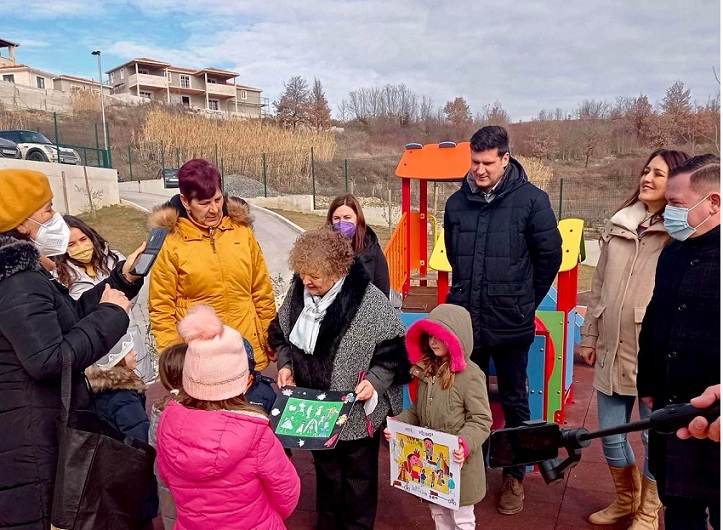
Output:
[405,304,474,373]
[85,365,146,393]
[0,235,42,282]
[148,193,252,234]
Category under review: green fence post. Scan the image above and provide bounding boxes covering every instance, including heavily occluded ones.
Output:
[558,177,564,220]
[128,145,133,180]
[53,112,61,163]
[82,147,88,166]
[160,142,165,171]
[311,147,316,210]
[220,157,225,191]
[344,159,348,192]
[262,152,268,198]
[215,143,219,167]
[105,122,112,168]
[94,124,100,166]
[176,148,180,169]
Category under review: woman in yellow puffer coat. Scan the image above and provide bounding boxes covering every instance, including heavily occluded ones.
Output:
[149,159,276,370]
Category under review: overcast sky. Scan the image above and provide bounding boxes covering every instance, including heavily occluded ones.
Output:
[3,0,720,120]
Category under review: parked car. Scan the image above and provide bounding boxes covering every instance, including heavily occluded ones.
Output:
[0,130,80,165]
[157,167,179,188]
[0,137,22,159]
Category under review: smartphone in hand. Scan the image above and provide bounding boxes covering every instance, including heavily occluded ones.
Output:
[131,227,169,276]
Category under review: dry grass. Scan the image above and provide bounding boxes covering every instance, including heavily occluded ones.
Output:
[125,108,337,187]
[77,205,149,256]
[70,89,101,114]
[517,155,554,189]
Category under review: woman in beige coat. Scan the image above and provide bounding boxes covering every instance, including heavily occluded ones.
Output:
[580,149,689,530]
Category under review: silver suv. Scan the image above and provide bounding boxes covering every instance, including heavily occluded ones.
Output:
[0,130,80,165]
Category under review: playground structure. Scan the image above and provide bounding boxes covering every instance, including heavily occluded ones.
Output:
[384,141,585,426]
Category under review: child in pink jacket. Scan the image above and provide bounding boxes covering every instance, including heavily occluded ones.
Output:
[157,305,300,530]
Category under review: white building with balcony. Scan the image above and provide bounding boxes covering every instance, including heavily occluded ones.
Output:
[107,58,264,118]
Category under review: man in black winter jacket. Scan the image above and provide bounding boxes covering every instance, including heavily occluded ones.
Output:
[637,155,720,530]
[444,126,562,515]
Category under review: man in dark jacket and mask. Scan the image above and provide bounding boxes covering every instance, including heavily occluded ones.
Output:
[444,126,562,515]
[637,154,720,530]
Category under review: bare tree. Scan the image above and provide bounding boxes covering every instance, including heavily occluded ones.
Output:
[477,100,510,126]
[443,97,472,127]
[576,99,610,168]
[274,76,310,129]
[309,78,331,131]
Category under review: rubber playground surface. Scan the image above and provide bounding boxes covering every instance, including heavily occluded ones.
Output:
[148,350,657,530]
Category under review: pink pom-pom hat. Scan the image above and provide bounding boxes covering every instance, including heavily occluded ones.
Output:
[178,304,249,401]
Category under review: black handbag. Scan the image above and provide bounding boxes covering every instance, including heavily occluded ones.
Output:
[51,346,156,530]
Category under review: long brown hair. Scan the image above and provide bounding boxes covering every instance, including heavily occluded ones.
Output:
[418,335,454,390]
[156,343,187,412]
[53,215,115,287]
[178,391,267,417]
[616,149,691,220]
[325,194,368,253]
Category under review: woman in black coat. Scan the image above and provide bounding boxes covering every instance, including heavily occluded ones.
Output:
[326,193,390,297]
[0,168,145,530]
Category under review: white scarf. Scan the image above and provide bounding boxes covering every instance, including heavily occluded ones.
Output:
[289,277,346,355]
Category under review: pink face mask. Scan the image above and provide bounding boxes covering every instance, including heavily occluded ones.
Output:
[332,221,356,239]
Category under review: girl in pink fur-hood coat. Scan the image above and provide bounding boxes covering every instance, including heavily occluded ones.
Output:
[393,304,493,507]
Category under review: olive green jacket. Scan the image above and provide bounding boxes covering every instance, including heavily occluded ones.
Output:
[396,304,492,506]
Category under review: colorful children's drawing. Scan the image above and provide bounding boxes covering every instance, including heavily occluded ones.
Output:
[270,387,357,450]
[387,418,462,510]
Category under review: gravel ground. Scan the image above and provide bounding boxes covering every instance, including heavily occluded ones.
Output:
[224,174,280,198]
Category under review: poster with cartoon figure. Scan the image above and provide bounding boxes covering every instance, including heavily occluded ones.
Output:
[270,387,357,450]
[387,418,462,509]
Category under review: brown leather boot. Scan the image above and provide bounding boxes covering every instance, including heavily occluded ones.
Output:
[628,476,662,530]
[498,475,524,515]
[588,464,641,525]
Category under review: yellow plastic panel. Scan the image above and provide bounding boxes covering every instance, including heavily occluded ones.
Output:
[429,228,452,272]
[558,218,584,272]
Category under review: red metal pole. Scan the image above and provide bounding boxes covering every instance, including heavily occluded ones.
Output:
[419,179,428,287]
[402,178,411,295]
[437,271,449,304]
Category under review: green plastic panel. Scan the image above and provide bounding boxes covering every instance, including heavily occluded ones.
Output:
[536,310,566,422]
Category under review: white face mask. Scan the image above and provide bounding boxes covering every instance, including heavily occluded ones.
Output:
[29,212,70,257]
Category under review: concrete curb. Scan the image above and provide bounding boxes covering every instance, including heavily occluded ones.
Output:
[249,204,305,234]
[119,198,150,213]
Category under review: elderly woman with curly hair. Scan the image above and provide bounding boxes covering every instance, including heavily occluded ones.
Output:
[268,228,410,530]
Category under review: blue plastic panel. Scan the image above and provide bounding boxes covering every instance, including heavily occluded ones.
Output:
[528,335,547,422]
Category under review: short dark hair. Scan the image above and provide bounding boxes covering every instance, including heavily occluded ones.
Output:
[669,154,720,195]
[470,126,509,157]
[178,158,222,201]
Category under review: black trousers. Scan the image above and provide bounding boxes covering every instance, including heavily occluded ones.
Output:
[473,343,531,481]
[662,495,720,530]
[312,429,381,530]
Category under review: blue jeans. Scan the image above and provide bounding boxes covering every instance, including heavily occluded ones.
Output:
[597,391,654,480]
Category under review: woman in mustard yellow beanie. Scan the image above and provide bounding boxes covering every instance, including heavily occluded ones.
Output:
[0,168,148,530]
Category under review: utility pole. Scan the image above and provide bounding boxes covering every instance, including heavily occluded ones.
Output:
[91,50,109,156]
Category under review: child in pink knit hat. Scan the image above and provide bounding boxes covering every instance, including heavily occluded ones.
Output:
[156,305,300,530]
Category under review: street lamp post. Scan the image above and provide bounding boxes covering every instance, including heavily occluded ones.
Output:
[91,50,108,162]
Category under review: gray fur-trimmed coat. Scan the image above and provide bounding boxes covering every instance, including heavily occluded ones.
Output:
[268,259,411,441]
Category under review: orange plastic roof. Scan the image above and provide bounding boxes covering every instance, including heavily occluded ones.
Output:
[395,142,471,181]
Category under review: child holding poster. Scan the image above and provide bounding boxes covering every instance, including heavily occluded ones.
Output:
[385,304,492,529]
